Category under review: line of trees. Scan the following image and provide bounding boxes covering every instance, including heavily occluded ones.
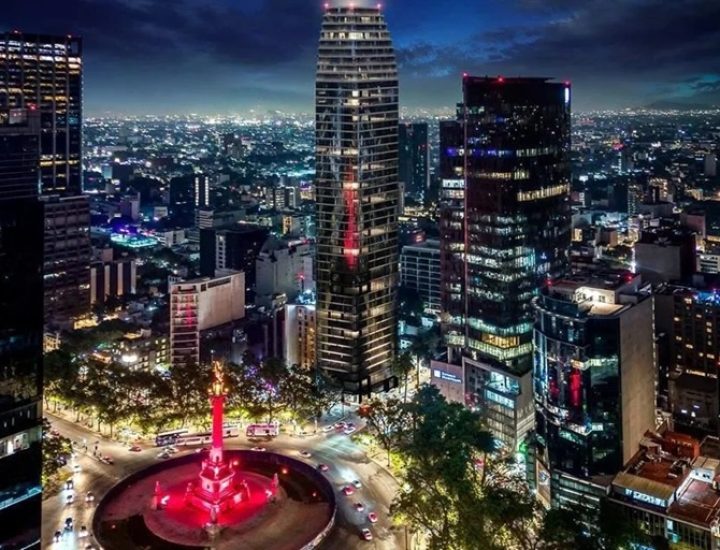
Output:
[44,345,333,438]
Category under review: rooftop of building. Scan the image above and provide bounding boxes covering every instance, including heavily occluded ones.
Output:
[611,430,720,529]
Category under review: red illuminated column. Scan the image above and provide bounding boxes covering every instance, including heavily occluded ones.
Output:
[208,362,227,464]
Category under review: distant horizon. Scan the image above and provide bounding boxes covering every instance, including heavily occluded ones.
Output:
[7,0,714,116]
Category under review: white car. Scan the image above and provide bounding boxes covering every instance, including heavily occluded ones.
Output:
[352,479,362,489]
[157,451,171,460]
[361,528,373,541]
[72,464,82,473]
[250,446,266,452]
[299,450,312,458]
[321,425,334,433]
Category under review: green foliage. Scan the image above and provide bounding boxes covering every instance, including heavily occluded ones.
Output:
[358,397,410,465]
[42,418,72,485]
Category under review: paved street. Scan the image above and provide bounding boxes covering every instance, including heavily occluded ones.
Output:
[43,411,406,550]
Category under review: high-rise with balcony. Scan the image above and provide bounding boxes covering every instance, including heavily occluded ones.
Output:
[315,0,399,396]
[439,76,572,449]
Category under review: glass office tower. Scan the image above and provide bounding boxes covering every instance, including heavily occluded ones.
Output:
[315,0,399,396]
[0,108,44,548]
[439,76,571,448]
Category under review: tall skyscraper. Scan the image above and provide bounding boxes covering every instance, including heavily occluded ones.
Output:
[439,76,571,449]
[398,122,429,200]
[398,122,430,203]
[0,32,82,195]
[315,0,399,396]
[0,108,44,548]
[1,31,89,323]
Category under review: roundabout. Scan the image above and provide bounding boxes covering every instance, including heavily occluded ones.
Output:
[92,363,336,549]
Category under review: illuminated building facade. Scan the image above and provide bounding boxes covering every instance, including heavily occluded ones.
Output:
[439,76,572,449]
[656,287,720,437]
[0,108,43,548]
[285,292,317,371]
[315,0,399,395]
[0,32,89,323]
[0,32,82,194]
[533,271,655,510]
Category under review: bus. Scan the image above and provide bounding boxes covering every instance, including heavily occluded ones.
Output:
[155,429,188,447]
[176,432,212,446]
[174,427,239,447]
[246,422,280,438]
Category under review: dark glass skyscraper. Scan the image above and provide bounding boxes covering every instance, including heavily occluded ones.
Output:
[398,122,429,200]
[0,108,44,548]
[315,0,399,396]
[439,76,571,448]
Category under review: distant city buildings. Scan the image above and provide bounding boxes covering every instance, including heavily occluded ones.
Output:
[398,122,429,201]
[315,0,399,396]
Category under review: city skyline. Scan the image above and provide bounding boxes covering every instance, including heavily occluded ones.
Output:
[2,0,718,115]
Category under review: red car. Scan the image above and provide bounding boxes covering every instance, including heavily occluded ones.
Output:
[128,445,142,452]
[342,485,355,496]
[368,512,378,523]
[318,463,329,472]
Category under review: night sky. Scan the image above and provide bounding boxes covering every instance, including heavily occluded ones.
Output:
[3,0,719,115]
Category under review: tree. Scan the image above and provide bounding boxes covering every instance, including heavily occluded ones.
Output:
[409,324,441,386]
[42,418,72,485]
[391,385,496,549]
[392,352,414,402]
[358,397,409,466]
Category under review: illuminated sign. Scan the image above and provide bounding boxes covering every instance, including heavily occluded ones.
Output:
[624,488,666,508]
[433,369,462,384]
[442,179,465,189]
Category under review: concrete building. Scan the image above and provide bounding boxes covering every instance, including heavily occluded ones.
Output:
[90,256,137,305]
[255,237,313,307]
[635,228,696,285]
[400,239,441,314]
[170,272,245,368]
[284,291,317,371]
[608,431,720,550]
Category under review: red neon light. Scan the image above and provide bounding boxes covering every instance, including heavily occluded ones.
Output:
[569,369,582,408]
[343,164,359,270]
[497,76,505,83]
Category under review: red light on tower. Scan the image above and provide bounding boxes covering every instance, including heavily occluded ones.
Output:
[462,72,468,78]
[324,2,329,8]
[497,76,505,83]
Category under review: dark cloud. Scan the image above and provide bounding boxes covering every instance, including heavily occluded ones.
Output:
[397,0,720,110]
[2,0,717,112]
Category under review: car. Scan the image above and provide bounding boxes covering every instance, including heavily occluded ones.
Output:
[195,446,210,453]
[317,463,330,472]
[321,424,335,433]
[333,421,347,431]
[299,450,312,458]
[368,512,378,523]
[343,426,357,435]
[128,445,142,452]
[250,446,266,452]
[165,446,178,454]
[64,517,73,531]
[78,526,88,538]
[342,485,355,496]
[361,528,373,541]
[65,494,74,505]
[100,455,114,465]
[157,451,171,460]
[72,464,82,473]
[352,479,362,489]
[354,502,365,512]
[85,492,95,503]
[50,428,60,437]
